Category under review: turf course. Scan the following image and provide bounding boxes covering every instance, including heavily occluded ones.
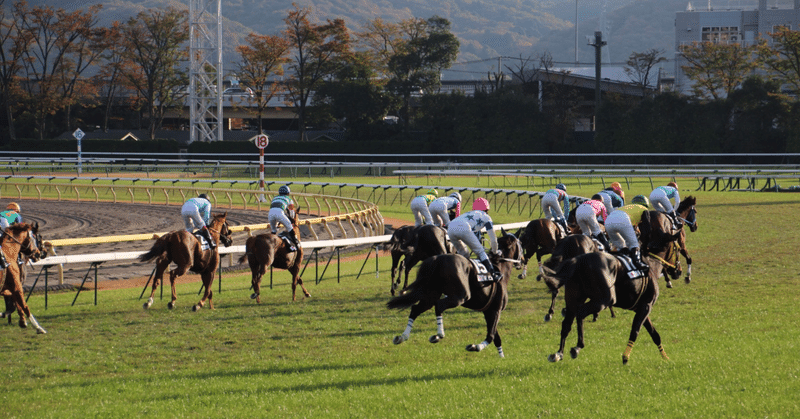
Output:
[1,177,798,418]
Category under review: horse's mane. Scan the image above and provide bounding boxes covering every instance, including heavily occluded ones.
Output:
[676,196,696,214]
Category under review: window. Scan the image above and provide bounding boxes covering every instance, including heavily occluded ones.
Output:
[701,26,740,43]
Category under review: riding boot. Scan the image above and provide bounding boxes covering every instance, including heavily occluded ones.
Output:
[201,227,216,249]
[289,229,301,248]
[0,252,7,270]
[593,233,610,252]
[558,217,569,234]
[670,212,682,230]
[631,247,650,272]
[481,259,502,282]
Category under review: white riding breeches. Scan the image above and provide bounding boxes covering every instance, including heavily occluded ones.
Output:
[411,197,433,227]
[605,210,639,251]
[181,208,205,231]
[541,194,564,220]
[649,188,675,214]
[447,220,488,262]
[576,204,603,236]
[429,200,451,227]
[268,208,293,234]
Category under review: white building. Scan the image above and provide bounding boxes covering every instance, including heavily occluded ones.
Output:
[674,0,800,95]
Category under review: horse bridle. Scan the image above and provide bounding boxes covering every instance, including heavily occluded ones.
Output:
[678,207,696,228]
[497,236,525,268]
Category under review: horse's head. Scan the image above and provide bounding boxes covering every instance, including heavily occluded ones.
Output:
[495,228,524,270]
[650,240,682,280]
[677,196,698,233]
[4,222,44,262]
[210,212,233,247]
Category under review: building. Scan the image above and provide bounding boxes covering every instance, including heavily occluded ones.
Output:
[674,0,800,95]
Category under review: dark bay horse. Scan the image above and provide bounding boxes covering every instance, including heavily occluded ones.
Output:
[386,229,524,358]
[384,225,415,296]
[639,196,695,287]
[140,212,232,311]
[0,222,47,334]
[237,206,310,302]
[387,224,452,296]
[537,234,598,322]
[540,237,681,364]
[518,218,566,279]
[675,196,698,284]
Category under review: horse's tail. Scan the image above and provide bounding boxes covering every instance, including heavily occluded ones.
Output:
[237,253,248,265]
[541,257,578,293]
[139,238,168,263]
[385,257,434,309]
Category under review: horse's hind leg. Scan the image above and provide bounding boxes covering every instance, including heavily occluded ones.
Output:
[622,306,653,365]
[144,261,169,309]
[549,308,576,362]
[193,271,215,311]
[393,299,435,345]
[681,247,692,284]
[289,263,310,301]
[642,316,669,361]
[466,310,504,357]
[545,290,558,322]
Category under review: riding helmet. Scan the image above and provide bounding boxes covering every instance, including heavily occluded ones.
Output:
[667,181,678,190]
[449,192,462,202]
[198,194,209,200]
[6,202,20,212]
[472,197,490,212]
[631,195,650,208]
[591,193,603,201]
[427,188,437,196]
[279,185,291,195]
[556,183,567,192]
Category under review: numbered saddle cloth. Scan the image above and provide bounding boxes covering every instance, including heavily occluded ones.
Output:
[278,232,298,252]
[615,254,645,279]
[192,232,211,251]
[468,259,494,283]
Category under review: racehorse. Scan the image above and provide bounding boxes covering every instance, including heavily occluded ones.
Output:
[386,229,524,358]
[237,206,310,302]
[384,225,416,296]
[388,224,452,295]
[4,222,47,328]
[675,196,698,284]
[140,212,232,311]
[540,235,681,364]
[518,218,566,279]
[537,234,599,322]
[0,222,47,334]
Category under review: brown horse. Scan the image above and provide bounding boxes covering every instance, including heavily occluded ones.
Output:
[391,224,452,295]
[540,235,681,364]
[639,198,694,288]
[674,196,698,284]
[0,222,47,334]
[140,212,232,311]
[384,225,416,295]
[386,229,524,358]
[238,206,309,302]
[538,234,598,322]
[518,218,566,279]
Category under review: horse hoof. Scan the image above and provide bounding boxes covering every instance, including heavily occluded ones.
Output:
[192,305,200,312]
[685,277,691,284]
[666,282,673,289]
[517,273,525,280]
[466,344,480,352]
[250,293,258,300]
[429,335,442,344]
[36,328,47,334]
[142,303,150,310]
[19,319,27,328]
[622,355,629,365]
[392,335,406,345]
[167,302,175,310]
[544,313,552,322]
[570,347,580,359]
[548,353,563,363]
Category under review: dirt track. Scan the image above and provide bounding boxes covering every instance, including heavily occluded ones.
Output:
[11,199,404,291]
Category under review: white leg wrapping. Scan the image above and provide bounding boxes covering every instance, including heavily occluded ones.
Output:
[28,314,46,334]
[401,318,414,340]
[436,315,445,338]
[476,340,489,351]
[497,347,505,358]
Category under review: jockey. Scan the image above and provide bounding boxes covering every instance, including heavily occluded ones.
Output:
[447,197,502,282]
[605,200,650,272]
[650,182,682,229]
[181,194,215,249]
[429,192,462,228]
[575,194,610,251]
[269,185,299,247]
[597,184,625,215]
[610,182,626,202]
[410,188,438,227]
[0,202,23,269]
[541,183,570,232]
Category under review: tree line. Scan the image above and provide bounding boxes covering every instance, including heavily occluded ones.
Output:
[2,0,800,154]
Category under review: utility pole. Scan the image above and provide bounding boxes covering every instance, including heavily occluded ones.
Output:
[575,0,579,64]
[589,31,607,125]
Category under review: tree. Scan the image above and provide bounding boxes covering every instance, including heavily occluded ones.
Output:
[235,32,290,133]
[680,41,758,100]
[624,48,667,98]
[95,21,127,132]
[119,7,189,140]
[360,16,459,132]
[13,0,104,139]
[283,3,351,141]
[0,0,27,143]
[756,27,800,95]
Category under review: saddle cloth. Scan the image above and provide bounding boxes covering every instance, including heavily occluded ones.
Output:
[615,254,645,279]
[468,259,494,283]
[278,232,298,252]
[192,232,211,251]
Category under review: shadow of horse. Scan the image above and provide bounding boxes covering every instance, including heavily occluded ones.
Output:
[539,234,681,365]
[518,218,566,279]
[386,224,452,296]
[386,229,523,358]
[0,222,47,333]
[139,212,232,311]
[238,207,310,302]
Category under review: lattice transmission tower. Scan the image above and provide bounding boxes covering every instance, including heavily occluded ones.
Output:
[188,0,223,143]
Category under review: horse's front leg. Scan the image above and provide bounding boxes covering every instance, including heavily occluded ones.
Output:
[622,305,653,365]
[167,264,189,310]
[143,261,169,309]
[642,316,669,361]
[390,254,402,294]
[681,247,693,284]
[545,289,558,322]
[466,310,504,358]
[249,259,265,303]
[289,263,310,301]
[193,271,215,311]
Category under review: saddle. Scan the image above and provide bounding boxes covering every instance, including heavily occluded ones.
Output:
[614,254,646,279]
[192,232,212,251]
[278,231,298,252]
[468,259,495,283]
